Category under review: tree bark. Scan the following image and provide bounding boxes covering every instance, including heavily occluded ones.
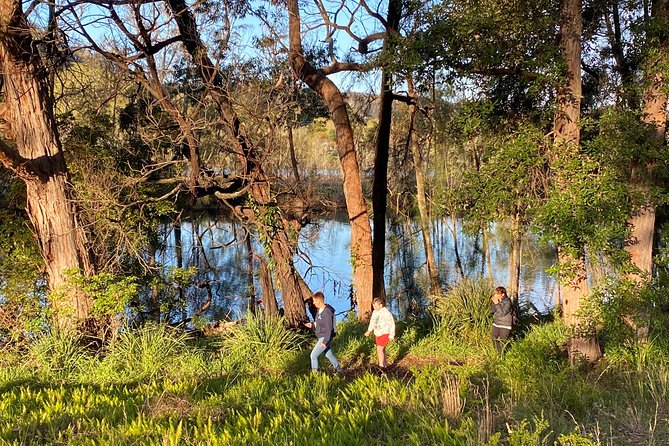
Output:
[287,0,374,320]
[623,0,668,339]
[0,1,94,330]
[553,0,601,362]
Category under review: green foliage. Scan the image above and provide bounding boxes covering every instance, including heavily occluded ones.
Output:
[1,315,668,444]
[507,416,551,445]
[64,270,141,318]
[460,124,548,225]
[536,148,630,259]
[584,278,669,369]
[583,110,669,195]
[399,0,560,88]
[217,312,306,373]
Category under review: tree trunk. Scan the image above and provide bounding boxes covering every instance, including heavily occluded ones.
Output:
[553,0,601,362]
[287,126,301,184]
[287,0,374,320]
[408,81,441,295]
[0,2,94,330]
[147,243,160,322]
[508,213,522,300]
[258,256,279,318]
[559,250,601,361]
[625,0,668,281]
[449,215,465,280]
[245,227,257,314]
[483,223,493,283]
[626,209,656,279]
[623,0,668,339]
[372,0,403,304]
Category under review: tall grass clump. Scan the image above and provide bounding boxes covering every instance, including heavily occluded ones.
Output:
[101,323,190,381]
[218,312,305,373]
[410,277,494,360]
[433,277,494,341]
[28,329,89,378]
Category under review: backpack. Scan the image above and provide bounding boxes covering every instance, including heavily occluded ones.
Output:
[329,305,337,337]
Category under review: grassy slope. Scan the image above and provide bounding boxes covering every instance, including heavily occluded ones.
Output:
[0,318,668,446]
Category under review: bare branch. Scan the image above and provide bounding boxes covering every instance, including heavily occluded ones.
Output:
[321,61,369,74]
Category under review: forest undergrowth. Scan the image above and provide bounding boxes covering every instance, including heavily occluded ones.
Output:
[1,286,668,446]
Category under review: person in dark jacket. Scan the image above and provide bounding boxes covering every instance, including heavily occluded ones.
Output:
[304,291,341,374]
[491,286,514,353]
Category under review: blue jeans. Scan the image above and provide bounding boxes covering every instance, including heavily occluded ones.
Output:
[310,337,340,372]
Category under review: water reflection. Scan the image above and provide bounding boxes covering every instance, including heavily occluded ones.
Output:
[154,214,557,324]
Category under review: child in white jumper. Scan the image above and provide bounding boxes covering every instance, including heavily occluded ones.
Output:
[364,298,396,369]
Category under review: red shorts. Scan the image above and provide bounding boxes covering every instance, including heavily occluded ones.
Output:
[375,334,390,347]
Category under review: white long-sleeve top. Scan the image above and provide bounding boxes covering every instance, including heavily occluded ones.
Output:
[367,306,395,339]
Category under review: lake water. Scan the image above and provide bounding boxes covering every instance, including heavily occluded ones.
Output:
[155,215,558,324]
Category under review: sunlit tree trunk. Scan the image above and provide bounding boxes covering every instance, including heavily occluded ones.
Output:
[287,0,374,320]
[553,0,601,362]
[0,1,94,330]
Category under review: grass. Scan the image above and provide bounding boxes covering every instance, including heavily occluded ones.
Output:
[1,290,668,445]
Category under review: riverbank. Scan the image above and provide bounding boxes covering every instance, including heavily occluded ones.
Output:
[1,309,667,445]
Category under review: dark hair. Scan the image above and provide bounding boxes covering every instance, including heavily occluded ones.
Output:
[372,298,384,306]
[495,286,507,297]
[311,291,325,302]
